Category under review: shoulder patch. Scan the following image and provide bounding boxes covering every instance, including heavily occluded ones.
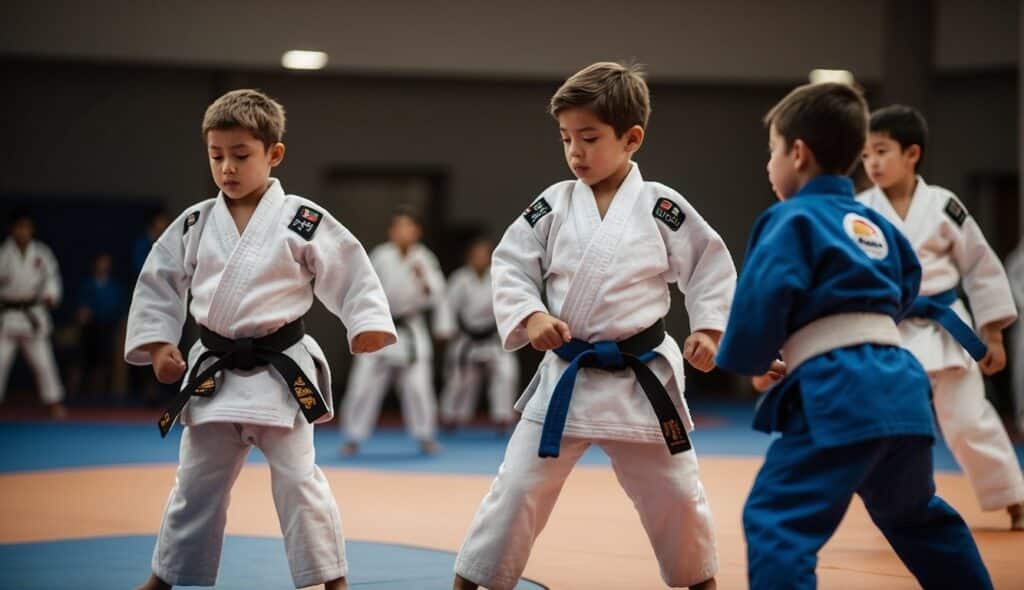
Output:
[843,212,889,260]
[288,206,323,240]
[522,198,552,227]
[944,197,967,227]
[183,210,200,236]
[652,197,685,231]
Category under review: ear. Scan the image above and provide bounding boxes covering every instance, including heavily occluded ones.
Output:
[623,125,645,154]
[791,139,812,171]
[904,144,921,167]
[269,142,286,167]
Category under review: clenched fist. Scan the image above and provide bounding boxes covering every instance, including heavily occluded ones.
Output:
[683,329,721,373]
[352,330,395,353]
[525,312,572,351]
[144,342,187,384]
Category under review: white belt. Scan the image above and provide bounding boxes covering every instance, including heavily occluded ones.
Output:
[781,313,901,372]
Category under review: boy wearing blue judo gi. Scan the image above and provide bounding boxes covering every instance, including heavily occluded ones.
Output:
[716,82,992,589]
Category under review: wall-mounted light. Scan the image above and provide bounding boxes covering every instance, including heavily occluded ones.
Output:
[282,50,328,70]
[809,69,855,85]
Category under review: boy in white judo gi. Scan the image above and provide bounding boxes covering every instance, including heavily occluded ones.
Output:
[0,211,66,419]
[440,236,518,432]
[858,105,1024,529]
[127,89,397,590]
[453,61,733,590]
[340,208,453,455]
[717,82,992,589]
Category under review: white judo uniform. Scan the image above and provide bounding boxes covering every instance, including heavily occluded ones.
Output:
[439,265,518,426]
[1006,238,1024,431]
[455,164,733,589]
[0,238,64,405]
[125,179,396,588]
[859,177,1024,511]
[341,242,453,443]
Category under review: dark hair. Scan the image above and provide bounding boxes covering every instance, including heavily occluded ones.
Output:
[550,61,651,136]
[7,209,33,227]
[390,204,423,227]
[764,82,868,175]
[869,104,928,169]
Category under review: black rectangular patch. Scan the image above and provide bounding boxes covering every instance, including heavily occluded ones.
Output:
[522,198,552,227]
[183,210,200,236]
[652,197,685,231]
[944,197,967,227]
[288,206,323,240]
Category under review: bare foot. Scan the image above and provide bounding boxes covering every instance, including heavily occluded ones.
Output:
[324,576,348,590]
[340,441,359,457]
[1009,502,1024,531]
[135,573,171,590]
[420,439,441,455]
[690,577,717,590]
[453,574,478,590]
[48,402,68,421]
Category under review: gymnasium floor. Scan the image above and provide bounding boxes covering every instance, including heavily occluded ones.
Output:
[1,397,1022,589]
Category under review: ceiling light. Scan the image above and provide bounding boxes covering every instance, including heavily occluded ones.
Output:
[282,50,328,70]
[809,69,855,85]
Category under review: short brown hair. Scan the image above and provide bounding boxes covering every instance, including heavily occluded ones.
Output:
[764,82,868,175]
[549,61,651,136]
[202,89,286,148]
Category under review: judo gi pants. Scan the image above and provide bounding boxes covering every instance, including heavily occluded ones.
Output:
[440,358,517,425]
[152,415,346,588]
[0,332,64,404]
[931,363,1024,510]
[454,420,718,589]
[744,422,992,590]
[342,354,436,442]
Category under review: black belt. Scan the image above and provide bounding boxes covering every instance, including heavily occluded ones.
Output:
[0,299,40,332]
[392,313,422,363]
[454,316,499,367]
[157,318,328,437]
[541,319,691,458]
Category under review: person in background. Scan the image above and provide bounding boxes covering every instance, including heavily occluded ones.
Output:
[76,252,125,396]
[0,210,67,419]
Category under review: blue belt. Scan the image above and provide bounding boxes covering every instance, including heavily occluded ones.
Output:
[907,289,988,361]
[539,319,691,458]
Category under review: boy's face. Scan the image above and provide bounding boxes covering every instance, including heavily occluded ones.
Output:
[766,125,800,200]
[557,108,641,187]
[388,215,422,248]
[11,218,33,246]
[467,241,491,273]
[861,132,919,190]
[206,127,284,201]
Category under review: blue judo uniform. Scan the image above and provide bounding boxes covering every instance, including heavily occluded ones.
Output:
[716,176,991,589]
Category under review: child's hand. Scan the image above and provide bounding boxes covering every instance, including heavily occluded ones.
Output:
[352,331,394,354]
[752,359,787,392]
[525,312,572,351]
[978,323,1007,376]
[683,329,721,373]
[145,342,187,384]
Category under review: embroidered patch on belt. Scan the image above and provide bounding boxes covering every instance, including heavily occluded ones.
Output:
[522,198,552,227]
[292,375,318,409]
[193,375,217,396]
[653,197,685,231]
[183,210,200,236]
[944,197,967,227]
[288,206,323,240]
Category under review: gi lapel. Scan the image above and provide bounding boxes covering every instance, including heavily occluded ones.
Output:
[559,163,644,334]
[206,179,286,334]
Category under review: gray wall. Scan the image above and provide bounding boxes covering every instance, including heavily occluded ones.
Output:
[2,59,1015,265]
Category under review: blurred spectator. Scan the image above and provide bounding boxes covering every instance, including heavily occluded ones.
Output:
[1007,237,1024,433]
[0,210,67,418]
[74,252,125,397]
[131,209,169,280]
